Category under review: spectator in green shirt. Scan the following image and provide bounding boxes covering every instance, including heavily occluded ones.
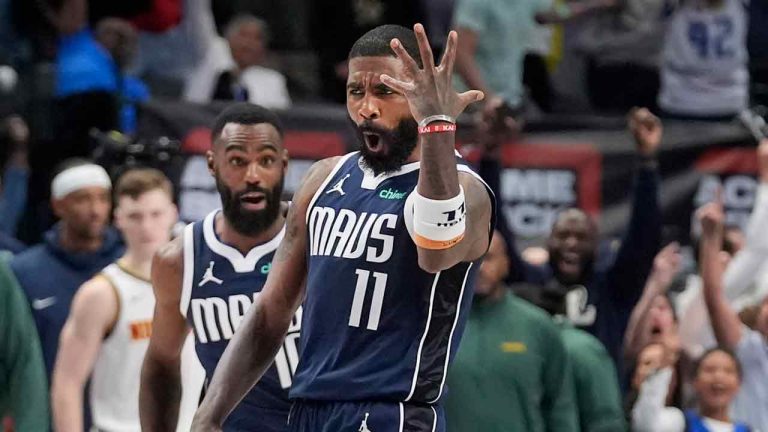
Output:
[560,324,628,431]
[445,231,578,432]
[512,251,628,431]
[0,251,49,431]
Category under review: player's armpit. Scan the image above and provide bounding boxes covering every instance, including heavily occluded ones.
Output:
[411,173,492,273]
[140,236,188,432]
[52,277,118,432]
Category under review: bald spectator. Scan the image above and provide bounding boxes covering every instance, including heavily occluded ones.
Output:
[487,109,662,370]
[184,14,290,109]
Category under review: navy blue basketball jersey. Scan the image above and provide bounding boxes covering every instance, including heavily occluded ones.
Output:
[290,152,495,405]
[181,210,301,431]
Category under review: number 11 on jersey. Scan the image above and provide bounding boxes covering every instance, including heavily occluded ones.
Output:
[349,269,387,331]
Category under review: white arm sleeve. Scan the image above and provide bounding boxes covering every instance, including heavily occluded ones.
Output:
[724,183,768,303]
[631,368,685,432]
[182,0,217,65]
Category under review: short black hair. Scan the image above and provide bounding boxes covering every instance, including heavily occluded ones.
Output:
[348,24,423,68]
[210,103,284,144]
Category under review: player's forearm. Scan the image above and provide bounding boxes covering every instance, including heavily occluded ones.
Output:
[700,236,743,349]
[193,300,287,427]
[139,356,182,432]
[51,381,84,432]
[412,131,466,273]
[417,132,459,199]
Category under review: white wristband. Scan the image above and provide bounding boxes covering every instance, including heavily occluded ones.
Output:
[405,186,466,250]
[418,115,456,129]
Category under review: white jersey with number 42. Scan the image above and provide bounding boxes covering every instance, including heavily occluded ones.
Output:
[659,0,749,117]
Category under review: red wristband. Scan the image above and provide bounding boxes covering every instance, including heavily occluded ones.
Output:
[418,123,457,134]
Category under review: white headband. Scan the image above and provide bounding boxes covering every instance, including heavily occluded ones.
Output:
[51,164,112,199]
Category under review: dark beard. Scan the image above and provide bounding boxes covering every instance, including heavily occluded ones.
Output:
[216,177,283,236]
[354,117,418,175]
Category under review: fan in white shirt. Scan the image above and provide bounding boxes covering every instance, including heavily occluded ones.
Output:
[632,345,748,432]
[184,14,291,109]
[697,197,768,431]
[659,0,750,118]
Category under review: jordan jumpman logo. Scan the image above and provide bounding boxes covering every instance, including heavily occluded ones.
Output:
[326,174,350,196]
[358,413,372,432]
[198,261,223,286]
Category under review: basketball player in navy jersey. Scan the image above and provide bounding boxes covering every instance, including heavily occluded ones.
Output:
[192,24,495,432]
[140,103,300,432]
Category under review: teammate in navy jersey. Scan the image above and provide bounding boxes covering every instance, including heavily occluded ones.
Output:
[140,103,298,432]
[193,24,495,432]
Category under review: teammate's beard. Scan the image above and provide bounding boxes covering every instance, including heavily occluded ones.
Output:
[216,176,284,236]
[355,117,418,175]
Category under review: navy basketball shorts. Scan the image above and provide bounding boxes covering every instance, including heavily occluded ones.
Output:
[223,405,290,432]
[287,400,445,432]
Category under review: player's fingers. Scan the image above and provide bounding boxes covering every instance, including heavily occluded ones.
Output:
[381,74,415,94]
[390,38,420,74]
[459,90,485,109]
[439,30,458,73]
[414,23,436,72]
[438,31,458,78]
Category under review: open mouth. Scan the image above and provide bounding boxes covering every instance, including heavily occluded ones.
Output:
[239,192,266,210]
[707,383,729,398]
[558,252,581,274]
[650,326,662,336]
[363,132,385,153]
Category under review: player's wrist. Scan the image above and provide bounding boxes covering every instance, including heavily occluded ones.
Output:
[418,114,456,128]
[418,115,457,135]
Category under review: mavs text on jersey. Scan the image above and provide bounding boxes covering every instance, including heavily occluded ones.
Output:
[288,152,495,431]
[181,210,301,432]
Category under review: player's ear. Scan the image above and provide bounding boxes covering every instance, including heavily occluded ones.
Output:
[206,150,215,176]
[282,148,289,174]
[51,197,66,219]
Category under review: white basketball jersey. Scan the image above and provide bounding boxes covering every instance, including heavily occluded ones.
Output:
[659,0,749,116]
[90,263,155,431]
[89,262,205,432]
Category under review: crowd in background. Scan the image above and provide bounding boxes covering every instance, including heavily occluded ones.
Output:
[2,0,768,431]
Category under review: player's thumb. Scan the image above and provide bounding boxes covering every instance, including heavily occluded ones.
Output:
[460,90,485,107]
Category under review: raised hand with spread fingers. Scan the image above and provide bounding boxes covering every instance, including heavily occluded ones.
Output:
[380,24,484,126]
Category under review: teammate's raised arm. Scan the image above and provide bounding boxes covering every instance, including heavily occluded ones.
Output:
[191,157,337,431]
[380,24,491,272]
[140,237,190,431]
[51,278,118,432]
